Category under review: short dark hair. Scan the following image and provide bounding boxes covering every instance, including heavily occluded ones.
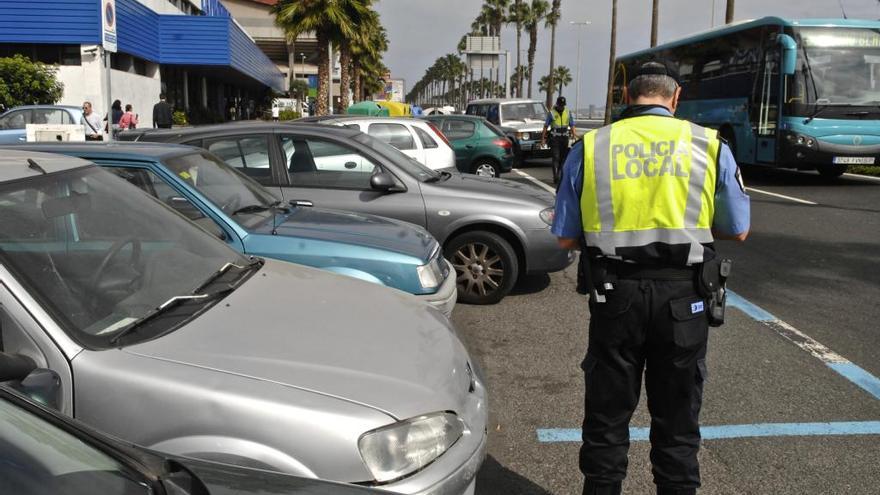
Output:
[159,93,166,100]
[125,104,133,111]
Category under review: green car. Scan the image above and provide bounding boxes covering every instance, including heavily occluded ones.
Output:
[424,115,515,177]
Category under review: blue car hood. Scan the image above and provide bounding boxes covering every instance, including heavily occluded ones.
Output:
[787,118,880,146]
[251,206,436,262]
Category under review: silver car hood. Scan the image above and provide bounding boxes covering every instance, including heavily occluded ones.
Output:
[125,259,472,420]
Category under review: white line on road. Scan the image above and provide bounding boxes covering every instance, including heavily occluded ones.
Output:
[843,172,880,183]
[512,168,557,195]
[745,187,818,205]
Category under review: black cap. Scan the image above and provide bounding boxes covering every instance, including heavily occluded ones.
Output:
[633,60,680,85]
[555,96,566,106]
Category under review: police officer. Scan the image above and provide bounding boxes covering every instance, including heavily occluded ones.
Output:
[542,96,578,185]
[552,61,751,495]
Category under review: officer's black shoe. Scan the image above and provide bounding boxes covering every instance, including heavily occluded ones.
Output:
[656,486,696,495]
[582,481,622,495]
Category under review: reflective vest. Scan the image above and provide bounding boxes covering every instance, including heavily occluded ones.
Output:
[551,109,571,130]
[580,115,720,266]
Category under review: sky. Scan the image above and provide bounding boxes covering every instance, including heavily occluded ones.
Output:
[374,0,880,110]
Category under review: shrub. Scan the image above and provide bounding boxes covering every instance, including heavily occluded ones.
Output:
[278,109,300,121]
[0,55,64,109]
[172,110,188,126]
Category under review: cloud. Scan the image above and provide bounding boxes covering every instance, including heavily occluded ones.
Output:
[375,0,880,108]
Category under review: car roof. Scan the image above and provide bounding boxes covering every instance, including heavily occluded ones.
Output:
[0,149,95,182]
[9,142,201,162]
[423,114,484,121]
[131,122,362,140]
[1,104,81,114]
[323,116,428,125]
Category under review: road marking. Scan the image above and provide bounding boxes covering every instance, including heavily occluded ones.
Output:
[536,421,880,443]
[727,290,880,400]
[511,168,557,194]
[842,172,880,182]
[745,187,818,205]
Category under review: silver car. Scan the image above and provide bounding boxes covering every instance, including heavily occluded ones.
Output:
[0,150,487,494]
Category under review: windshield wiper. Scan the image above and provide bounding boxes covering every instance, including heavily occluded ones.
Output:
[191,259,262,294]
[231,204,270,216]
[108,288,234,345]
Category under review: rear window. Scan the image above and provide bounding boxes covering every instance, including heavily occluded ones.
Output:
[483,120,507,137]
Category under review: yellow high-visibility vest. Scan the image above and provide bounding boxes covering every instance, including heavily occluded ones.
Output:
[551,109,571,129]
[580,115,720,265]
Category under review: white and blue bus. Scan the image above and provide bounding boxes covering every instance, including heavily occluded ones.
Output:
[614,17,880,177]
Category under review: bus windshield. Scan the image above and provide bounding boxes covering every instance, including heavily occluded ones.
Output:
[794,27,880,107]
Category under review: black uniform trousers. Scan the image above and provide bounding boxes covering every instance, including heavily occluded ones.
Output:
[550,135,570,183]
[580,269,709,495]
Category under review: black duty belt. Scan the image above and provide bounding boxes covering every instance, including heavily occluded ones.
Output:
[607,261,696,280]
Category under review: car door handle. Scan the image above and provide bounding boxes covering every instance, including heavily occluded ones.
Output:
[18,136,26,141]
[465,145,474,149]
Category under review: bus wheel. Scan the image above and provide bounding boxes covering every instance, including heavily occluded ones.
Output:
[817,164,846,178]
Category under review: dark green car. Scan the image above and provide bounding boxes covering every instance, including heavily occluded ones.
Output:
[424,115,515,177]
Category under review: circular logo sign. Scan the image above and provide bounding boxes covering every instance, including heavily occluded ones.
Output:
[853,135,863,146]
[105,2,115,28]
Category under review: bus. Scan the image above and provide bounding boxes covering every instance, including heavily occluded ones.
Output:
[614,17,880,177]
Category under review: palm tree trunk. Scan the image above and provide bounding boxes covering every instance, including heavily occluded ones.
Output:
[725,0,734,23]
[316,34,329,116]
[339,46,352,110]
[547,22,557,107]
[527,27,537,98]
[604,0,617,124]
[515,0,522,98]
[352,61,362,103]
[650,0,659,47]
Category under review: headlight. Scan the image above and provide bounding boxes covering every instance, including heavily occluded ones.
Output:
[522,132,531,141]
[358,412,465,483]
[416,261,441,289]
[786,132,817,149]
[539,207,555,226]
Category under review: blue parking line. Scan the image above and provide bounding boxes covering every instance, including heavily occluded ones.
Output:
[537,421,880,443]
[726,290,776,321]
[827,363,880,401]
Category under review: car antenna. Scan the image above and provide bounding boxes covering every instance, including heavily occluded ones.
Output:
[27,159,47,175]
[272,183,287,236]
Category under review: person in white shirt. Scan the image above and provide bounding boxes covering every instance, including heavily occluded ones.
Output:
[272,104,280,122]
[81,101,103,141]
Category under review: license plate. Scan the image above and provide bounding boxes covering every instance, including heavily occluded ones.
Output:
[536,143,549,150]
[833,156,875,164]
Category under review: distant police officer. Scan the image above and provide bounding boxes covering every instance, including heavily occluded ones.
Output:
[542,96,578,185]
[552,61,751,495]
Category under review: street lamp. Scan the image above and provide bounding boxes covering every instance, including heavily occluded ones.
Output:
[570,20,591,120]
[300,53,306,79]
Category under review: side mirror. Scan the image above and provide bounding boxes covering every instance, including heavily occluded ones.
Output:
[777,34,797,76]
[370,171,398,192]
[16,368,62,411]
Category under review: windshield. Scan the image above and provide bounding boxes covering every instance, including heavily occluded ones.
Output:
[352,132,440,182]
[0,166,248,348]
[164,152,279,229]
[500,102,547,123]
[792,27,880,109]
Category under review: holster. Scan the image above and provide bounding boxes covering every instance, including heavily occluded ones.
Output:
[696,257,732,327]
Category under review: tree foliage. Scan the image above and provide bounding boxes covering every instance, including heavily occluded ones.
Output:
[0,55,64,109]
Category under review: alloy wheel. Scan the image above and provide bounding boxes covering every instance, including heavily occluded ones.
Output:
[452,242,505,297]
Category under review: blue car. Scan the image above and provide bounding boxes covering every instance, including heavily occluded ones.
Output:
[18,143,457,315]
[0,105,83,144]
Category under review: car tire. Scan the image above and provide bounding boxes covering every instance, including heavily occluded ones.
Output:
[817,164,846,178]
[472,159,499,178]
[446,231,518,305]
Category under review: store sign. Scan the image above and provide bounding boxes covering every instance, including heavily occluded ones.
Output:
[102,0,117,53]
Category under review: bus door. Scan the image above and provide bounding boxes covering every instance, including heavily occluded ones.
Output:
[752,44,780,163]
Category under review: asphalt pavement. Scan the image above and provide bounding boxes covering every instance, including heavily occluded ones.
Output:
[451,160,880,495]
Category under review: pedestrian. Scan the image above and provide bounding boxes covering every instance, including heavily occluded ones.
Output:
[552,61,750,495]
[119,104,138,131]
[81,101,103,141]
[272,103,280,122]
[541,96,577,185]
[104,99,123,136]
[152,93,173,129]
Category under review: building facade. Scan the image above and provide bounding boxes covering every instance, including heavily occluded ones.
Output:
[0,0,284,127]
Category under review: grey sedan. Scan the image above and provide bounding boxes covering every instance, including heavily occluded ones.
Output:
[0,150,486,494]
[123,123,575,304]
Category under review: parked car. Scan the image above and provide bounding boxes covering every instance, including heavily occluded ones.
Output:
[0,105,84,144]
[0,149,487,494]
[424,115,514,177]
[465,98,551,164]
[16,142,456,316]
[122,123,574,304]
[0,384,384,495]
[304,116,456,171]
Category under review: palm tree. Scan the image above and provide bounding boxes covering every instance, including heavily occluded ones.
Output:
[273,0,372,116]
[604,0,617,124]
[507,0,527,97]
[650,0,659,47]
[510,65,529,97]
[350,11,386,103]
[480,0,509,92]
[725,0,734,23]
[545,0,562,107]
[523,0,550,98]
[537,74,553,95]
[552,65,572,95]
